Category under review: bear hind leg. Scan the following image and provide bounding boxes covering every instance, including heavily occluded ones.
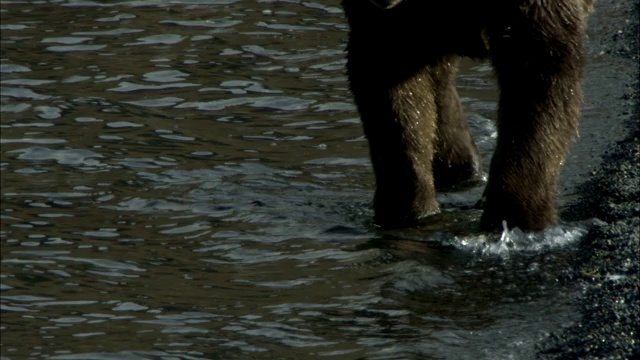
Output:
[431,57,482,189]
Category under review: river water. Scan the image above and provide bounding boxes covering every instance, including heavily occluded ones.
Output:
[0,1,627,359]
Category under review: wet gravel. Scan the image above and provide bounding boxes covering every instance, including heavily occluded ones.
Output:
[537,0,640,358]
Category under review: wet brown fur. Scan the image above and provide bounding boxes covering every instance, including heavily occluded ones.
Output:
[342,0,593,231]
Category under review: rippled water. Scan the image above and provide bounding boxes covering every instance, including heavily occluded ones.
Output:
[0,1,611,359]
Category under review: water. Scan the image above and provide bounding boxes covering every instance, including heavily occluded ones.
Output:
[0,1,619,359]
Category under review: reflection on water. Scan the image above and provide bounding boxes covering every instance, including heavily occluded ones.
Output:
[1,1,589,359]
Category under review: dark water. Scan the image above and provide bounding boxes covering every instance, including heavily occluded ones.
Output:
[0,1,624,359]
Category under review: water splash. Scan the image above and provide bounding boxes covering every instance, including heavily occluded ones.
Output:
[455,220,588,256]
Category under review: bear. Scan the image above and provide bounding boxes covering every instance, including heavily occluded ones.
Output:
[342,0,593,231]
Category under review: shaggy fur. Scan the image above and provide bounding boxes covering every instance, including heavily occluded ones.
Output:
[342,0,593,231]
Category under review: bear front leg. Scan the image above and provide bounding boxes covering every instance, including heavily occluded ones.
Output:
[431,57,482,189]
[364,70,441,227]
[346,46,441,227]
[480,2,588,231]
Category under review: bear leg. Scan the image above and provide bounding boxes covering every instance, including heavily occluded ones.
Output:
[345,42,442,227]
[480,1,589,231]
[431,57,482,189]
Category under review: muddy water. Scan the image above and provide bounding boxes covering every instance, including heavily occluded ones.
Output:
[0,1,624,359]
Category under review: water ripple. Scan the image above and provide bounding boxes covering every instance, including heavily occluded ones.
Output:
[108,81,199,92]
[1,79,57,86]
[73,28,145,36]
[42,37,93,45]
[159,19,242,28]
[177,96,315,111]
[125,34,186,46]
[46,45,107,52]
[0,64,31,73]
[10,147,105,166]
[123,96,183,107]
[1,87,52,100]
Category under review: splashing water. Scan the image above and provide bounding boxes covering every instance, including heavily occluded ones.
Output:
[455,220,589,256]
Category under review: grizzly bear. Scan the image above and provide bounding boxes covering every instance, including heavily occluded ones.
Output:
[342,0,593,231]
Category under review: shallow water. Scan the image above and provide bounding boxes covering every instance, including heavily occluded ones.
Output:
[0,1,625,359]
